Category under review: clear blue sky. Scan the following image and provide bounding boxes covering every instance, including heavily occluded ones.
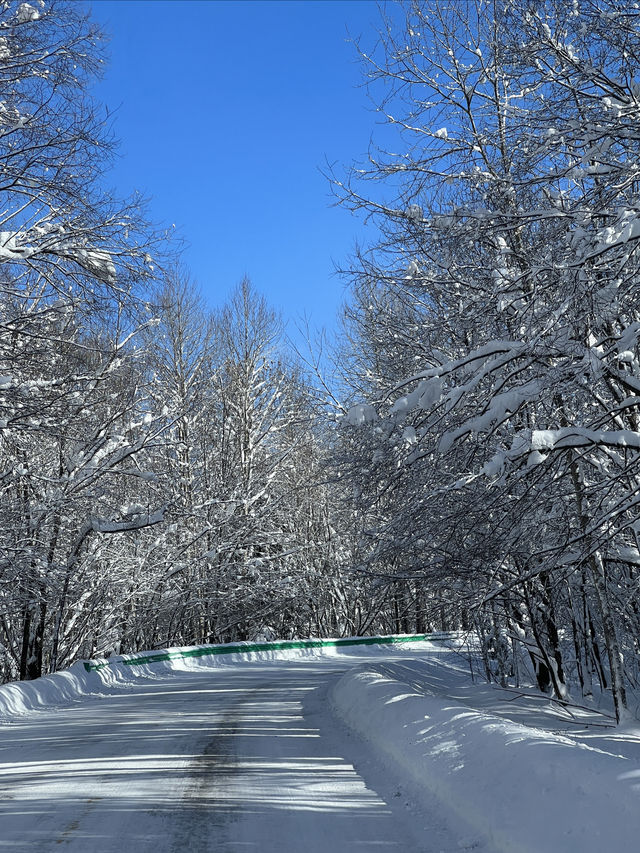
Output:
[88,0,387,339]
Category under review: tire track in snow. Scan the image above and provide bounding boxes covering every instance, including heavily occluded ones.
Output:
[52,796,103,848]
[170,700,244,852]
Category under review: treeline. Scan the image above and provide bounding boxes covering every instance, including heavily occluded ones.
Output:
[5,0,640,725]
[0,0,416,684]
[336,0,640,722]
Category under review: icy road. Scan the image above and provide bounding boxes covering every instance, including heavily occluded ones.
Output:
[0,654,465,853]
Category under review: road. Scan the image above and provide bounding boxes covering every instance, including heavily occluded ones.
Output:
[0,655,466,852]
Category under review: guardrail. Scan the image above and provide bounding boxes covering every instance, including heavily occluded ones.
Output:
[83,632,458,672]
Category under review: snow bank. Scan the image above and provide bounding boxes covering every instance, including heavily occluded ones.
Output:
[0,662,96,719]
[331,665,640,853]
[0,635,445,722]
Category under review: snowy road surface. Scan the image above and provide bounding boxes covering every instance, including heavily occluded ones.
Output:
[0,654,468,853]
[3,642,639,853]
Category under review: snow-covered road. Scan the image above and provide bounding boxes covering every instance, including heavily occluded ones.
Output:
[0,655,465,853]
[3,640,640,853]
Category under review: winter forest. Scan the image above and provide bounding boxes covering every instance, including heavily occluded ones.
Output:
[3,0,640,725]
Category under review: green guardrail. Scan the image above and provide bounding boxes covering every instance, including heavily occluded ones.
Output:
[83,632,457,672]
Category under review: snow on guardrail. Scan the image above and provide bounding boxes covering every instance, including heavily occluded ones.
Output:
[81,632,459,671]
[0,633,455,721]
[330,664,640,853]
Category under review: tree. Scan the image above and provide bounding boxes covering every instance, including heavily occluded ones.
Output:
[204,278,313,640]
[0,0,163,679]
[131,276,354,647]
[337,0,640,721]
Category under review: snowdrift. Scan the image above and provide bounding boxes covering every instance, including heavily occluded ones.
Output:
[0,634,444,721]
[331,664,640,853]
[5,635,637,853]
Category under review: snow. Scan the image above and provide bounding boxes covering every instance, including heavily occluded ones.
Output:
[617,321,640,352]
[402,424,417,444]
[476,424,640,479]
[331,656,640,853]
[531,426,640,452]
[405,203,423,219]
[594,215,640,254]
[0,639,639,852]
[405,259,420,279]
[88,507,165,533]
[16,2,40,23]
[0,231,33,260]
[531,428,557,450]
[0,636,439,720]
[390,376,443,416]
[0,232,116,284]
[74,248,117,284]
[344,402,378,426]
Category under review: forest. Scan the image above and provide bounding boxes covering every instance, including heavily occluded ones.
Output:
[2,0,640,724]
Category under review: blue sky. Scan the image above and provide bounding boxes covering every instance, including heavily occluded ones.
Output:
[88,0,386,340]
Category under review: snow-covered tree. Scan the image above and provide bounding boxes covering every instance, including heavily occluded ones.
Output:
[0,0,164,679]
[338,0,640,721]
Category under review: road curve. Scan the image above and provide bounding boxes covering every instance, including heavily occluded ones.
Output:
[0,657,461,852]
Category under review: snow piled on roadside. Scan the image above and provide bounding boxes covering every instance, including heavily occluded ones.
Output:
[0,662,96,719]
[5,637,640,853]
[0,637,434,721]
[331,663,640,853]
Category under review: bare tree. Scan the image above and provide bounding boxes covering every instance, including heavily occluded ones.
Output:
[0,1,166,679]
[337,0,640,721]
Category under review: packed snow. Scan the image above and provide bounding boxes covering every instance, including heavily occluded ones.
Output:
[0,638,638,852]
